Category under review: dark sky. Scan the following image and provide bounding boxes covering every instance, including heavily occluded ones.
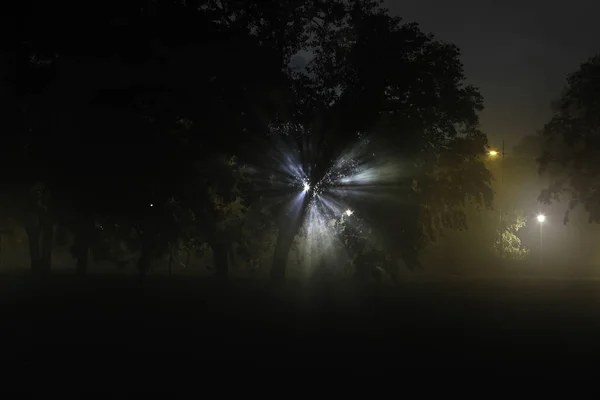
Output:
[386,0,600,149]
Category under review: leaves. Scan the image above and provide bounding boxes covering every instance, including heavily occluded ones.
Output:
[494,211,529,260]
[539,54,600,223]
[12,0,495,278]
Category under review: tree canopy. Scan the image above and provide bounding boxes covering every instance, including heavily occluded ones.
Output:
[539,54,600,224]
[10,0,493,281]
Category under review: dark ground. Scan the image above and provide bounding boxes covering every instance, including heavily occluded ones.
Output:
[2,274,600,376]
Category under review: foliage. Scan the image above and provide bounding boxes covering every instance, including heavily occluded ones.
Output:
[17,0,277,275]
[415,131,494,245]
[13,0,494,281]
[494,211,530,260]
[332,214,393,281]
[259,0,493,280]
[539,54,600,224]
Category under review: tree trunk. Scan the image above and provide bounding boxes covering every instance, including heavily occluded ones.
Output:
[73,229,90,276]
[269,192,311,285]
[40,216,54,275]
[137,249,150,283]
[185,249,191,268]
[269,224,297,284]
[26,225,41,274]
[73,218,94,276]
[76,246,89,276]
[212,242,229,279]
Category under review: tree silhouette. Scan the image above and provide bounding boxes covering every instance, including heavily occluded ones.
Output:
[264,1,492,283]
[13,1,492,282]
[17,1,279,277]
[539,54,600,224]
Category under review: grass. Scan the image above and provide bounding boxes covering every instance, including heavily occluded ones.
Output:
[2,273,600,371]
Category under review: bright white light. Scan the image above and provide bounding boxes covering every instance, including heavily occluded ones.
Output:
[345,209,353,216]
[537,214,545,223]
[150,203,154,207]
[303,182,310,192]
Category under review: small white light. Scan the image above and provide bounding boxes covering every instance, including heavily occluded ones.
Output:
[345,209,353,216]
[303,182,310,192]
[150,203,154,207]
[537,214,545,223]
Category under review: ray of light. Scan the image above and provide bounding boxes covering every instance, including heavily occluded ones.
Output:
[241,126,408,277]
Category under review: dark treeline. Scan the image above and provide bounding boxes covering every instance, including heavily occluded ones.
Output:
[7,1,599,283]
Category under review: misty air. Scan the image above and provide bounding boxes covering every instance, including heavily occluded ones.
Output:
[5,0,600,379]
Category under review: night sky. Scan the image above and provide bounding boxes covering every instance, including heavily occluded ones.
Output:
[387,0,600,149]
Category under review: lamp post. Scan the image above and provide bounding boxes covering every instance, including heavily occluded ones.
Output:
[537,214,545,265]
[489,141,505,259]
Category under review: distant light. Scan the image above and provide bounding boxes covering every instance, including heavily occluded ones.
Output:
[537,214,546,223]
[150,203,154,207]
[489,150,498,156]
[345,209,353,217]
[303,182,310,192]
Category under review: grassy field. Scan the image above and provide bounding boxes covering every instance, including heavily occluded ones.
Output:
[2,273,600,373]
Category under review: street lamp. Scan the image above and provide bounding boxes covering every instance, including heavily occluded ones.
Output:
[537,214,545,265]
[489,142,505,259]
[345,209,353,217]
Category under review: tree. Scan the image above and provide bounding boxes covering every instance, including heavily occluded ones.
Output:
[494,211,530,260]
[539,54,600,223]
[12,39,62,275]
[264,1,492,283]
[15,1,492,283]
[17,1,276,278]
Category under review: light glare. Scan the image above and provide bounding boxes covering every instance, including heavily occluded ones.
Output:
[537,214,546,223]
[303,182,310,192]
[489,150,498,156]
[345,209,353,216]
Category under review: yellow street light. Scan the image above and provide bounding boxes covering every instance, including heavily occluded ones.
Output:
[489,143,505,259]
